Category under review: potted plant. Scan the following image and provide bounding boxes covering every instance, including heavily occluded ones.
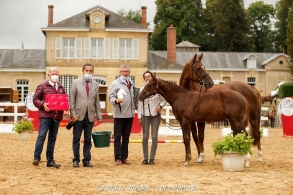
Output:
[212,131,254,171]
[12,116,34,140]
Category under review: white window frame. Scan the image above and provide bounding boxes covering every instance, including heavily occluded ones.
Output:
[16,80,29,103]
[93,76,107,86]
[55,37,82,59]
[90,39,104,59]
[59,75,78,95]
[119,39,132,59]
[247,77,256,86]
[62,38,75,59]
[112,38,139,60]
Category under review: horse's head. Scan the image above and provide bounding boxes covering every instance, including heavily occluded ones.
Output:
[138,72,158,101]
[180,53,214,89]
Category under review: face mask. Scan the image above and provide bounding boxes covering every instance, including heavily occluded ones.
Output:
[51,75,59,82]
[84,73,92,81]
[120,76,128,81]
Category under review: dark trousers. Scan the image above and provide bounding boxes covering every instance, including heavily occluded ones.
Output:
[34,118,60,162]
[113,117,133,161]
[72,112,94,164]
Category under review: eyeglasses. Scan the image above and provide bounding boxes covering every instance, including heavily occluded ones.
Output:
[120,71,130,73]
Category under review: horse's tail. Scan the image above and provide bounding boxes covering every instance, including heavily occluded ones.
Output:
[252,87,263,145]
[244,98,250,128]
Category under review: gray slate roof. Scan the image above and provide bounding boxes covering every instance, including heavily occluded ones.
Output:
[0,49,45,70]
[149,51,288,70]
[44,5,147,30]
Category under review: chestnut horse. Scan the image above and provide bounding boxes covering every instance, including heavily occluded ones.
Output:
[262,95,277,105]
[263,107,276,128]
[3,106,27,122]
[179,53,262,167]
[139,74,250,166]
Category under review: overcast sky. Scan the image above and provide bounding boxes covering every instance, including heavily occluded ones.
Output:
[0,0,278,49]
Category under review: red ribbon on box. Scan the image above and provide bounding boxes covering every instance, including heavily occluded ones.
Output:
[45,94,69,110]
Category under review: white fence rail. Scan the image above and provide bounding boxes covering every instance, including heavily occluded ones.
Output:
[0,103,26,122]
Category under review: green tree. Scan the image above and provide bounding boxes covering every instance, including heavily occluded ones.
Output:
[286,6,293,78]
[117,8,150,27]
[150,0,208,50]
[247,1,276,52]
[206,0,252,52]
[275,0,293,53]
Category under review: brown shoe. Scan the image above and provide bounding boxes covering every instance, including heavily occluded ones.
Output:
[122,159,131,165]
[115,160,122,166]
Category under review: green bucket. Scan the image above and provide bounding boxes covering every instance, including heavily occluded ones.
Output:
[92,131,112,148]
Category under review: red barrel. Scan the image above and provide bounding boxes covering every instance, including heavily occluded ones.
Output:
[131,111,141,135]
[279,97,293,137]
[28,110,40,131]
[281,115,293,137]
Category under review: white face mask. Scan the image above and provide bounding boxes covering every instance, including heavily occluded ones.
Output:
[51,75,59,82]
[84,73,92,81]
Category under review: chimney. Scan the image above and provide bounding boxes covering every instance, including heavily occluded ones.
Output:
[167,24,176,62]
[48,5,54,26]
[141,6,147,27]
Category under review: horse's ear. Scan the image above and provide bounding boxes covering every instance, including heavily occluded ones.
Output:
[197,53,203,61]
[191,53,197,63]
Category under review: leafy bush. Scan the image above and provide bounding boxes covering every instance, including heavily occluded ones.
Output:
[212,132,254,156]
[279,82,293,98]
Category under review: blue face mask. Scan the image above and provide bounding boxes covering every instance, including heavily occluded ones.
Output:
[120,76,128,81]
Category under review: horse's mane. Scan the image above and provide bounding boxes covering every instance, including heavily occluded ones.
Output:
[159,78,188,91]
[179,60,191,86]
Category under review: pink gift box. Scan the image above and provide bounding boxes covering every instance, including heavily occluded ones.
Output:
[45,94,69,111]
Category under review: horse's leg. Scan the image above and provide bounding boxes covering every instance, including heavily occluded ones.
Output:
[190,122,200,158]
[196,122,205,163]
[249,116,262,162]
[182,124,192,166]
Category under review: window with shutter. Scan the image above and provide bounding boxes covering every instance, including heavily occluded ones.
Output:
[112,38,119,59]
[119,39,132,59]
[62,38,75,59]
[84,38,90,59]
[55,38,62,59]
[104,38,110,59]
[75,38,82,59]
[132,39,139,60]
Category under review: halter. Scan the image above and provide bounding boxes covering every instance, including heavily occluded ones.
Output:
[190,59,209,85]
[142,79,159,97]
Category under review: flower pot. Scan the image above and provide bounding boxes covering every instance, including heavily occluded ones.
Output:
[19,131,30,141]
[221,152,245,171]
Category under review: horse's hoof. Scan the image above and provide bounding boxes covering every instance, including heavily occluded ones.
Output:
[245,162,250,168]
[257,159,263,162]
[196,160,203,163]
[183,162,189,166]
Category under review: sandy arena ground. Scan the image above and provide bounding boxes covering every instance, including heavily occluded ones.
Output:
[0,123,293,195]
